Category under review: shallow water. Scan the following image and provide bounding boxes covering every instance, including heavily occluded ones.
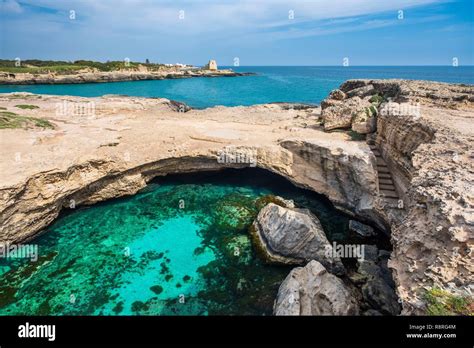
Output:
[1,66,472,108]
[0,169,388,315]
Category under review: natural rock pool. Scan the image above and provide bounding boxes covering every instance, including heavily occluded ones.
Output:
[0,168,389,315]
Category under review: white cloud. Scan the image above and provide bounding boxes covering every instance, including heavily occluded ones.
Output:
[14,0,448,37]
[1,0,23,14]
[1,0,454,63]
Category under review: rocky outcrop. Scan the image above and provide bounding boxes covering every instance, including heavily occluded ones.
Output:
[340,79,474,107]
[321,96,371,131]
[279,139,382,230]
[335,79,474,314]
[0,68,253,85]
[274,260,359,315]
[250,203,345,275]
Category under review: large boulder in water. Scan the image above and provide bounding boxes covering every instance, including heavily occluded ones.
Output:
[274,260,359,315]
[250,203,345,275]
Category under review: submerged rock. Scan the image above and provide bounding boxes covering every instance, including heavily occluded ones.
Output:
[224,235,253,265]
[250,203,345,275]
[274,260,359,315]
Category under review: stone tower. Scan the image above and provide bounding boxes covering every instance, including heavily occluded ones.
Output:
[206,60,217,71]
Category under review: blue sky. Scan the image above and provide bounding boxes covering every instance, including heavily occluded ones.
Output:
[1,0,473,65]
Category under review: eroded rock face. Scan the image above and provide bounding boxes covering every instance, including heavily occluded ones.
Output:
[274,260,359,315]
[376,105,474,314]
[279,139,381,229]
[351,109,376,134]
[322,79,474,314]
[251,203,345,275]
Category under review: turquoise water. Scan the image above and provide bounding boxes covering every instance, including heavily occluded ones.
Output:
[1,66,472,109]
[0,169,386,316]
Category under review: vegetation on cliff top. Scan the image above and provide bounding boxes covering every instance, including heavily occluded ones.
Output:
[0,111,53,129]
[0,59,167,74]
[15,104,40,110]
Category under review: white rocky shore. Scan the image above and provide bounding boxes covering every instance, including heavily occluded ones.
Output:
[0,79,472,315]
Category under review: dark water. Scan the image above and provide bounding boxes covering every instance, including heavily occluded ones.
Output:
[0,169,387,315]
[0,66,472,108]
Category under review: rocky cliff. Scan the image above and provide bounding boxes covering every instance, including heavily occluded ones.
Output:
[319,79,473,314]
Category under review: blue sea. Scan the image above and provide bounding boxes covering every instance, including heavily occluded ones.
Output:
[0,66,473,108]
[0,168,388,315]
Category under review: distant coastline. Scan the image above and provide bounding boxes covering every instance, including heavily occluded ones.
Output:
[0,59,254,85]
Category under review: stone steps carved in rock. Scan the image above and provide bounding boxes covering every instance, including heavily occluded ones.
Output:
[367,139,400,200]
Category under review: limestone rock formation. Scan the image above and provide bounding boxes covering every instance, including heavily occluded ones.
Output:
[351,108,376,134]
[251,203,345,275]
[279,138,380,228]
[321,96,371,131]
[274,260,359,315]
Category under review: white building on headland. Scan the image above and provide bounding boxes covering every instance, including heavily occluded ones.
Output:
[205,60,218,71]
[164,63,187,68]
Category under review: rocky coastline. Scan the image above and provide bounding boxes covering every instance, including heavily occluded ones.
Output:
[0,68,253,85]
[0,79,472,315]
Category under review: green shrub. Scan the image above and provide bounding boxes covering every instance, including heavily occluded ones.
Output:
[0,111,53,129]
[0,59,165,73]
[424,287,473,315]
[369,94,385,105]
[15,104,40,110]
